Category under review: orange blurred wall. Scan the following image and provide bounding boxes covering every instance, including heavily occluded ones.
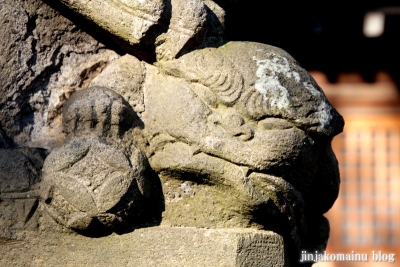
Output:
[311,71,400,267]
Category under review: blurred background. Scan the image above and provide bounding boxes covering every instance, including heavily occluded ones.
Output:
[224,1,400,266]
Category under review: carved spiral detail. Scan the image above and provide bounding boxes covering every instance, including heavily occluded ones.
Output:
[163,49,244,106]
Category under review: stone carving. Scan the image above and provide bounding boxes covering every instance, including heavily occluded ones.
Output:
[1,0,344,266]
[41,136,145,233]
[89,41,343,257]
[62,86,137,138]
[56,0,165,45]
[0,0,119,149]
[55,0,224,61]
[0,127,47,238]
[41,87,162,234]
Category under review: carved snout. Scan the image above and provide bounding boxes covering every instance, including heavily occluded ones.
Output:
[216,113,254,141]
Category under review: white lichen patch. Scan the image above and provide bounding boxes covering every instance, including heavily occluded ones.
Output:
[252,54,301,110]
[303,81,320,96]
[252,53,334,133]
[302,82,332,128]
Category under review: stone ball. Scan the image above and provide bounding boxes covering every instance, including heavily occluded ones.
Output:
[40,136,148,234]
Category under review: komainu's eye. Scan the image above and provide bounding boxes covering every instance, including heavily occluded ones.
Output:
[258,118,294,130]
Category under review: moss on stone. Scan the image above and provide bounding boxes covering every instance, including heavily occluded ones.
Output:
[160,175,263,229]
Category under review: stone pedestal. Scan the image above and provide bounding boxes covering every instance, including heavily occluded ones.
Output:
[0,227,289,267]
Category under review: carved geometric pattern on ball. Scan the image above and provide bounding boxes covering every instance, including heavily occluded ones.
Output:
[42,136,143,231]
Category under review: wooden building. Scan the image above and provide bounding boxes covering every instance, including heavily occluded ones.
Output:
[313,71,400,267]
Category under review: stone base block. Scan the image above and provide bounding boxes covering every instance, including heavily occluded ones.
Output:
[0,227,288,267]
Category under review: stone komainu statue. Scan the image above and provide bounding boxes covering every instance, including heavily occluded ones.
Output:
[40,41,343,257]
[0,0,344,265]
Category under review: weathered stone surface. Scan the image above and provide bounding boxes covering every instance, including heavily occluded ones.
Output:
[202,0,226,47]
[0,0,119,149]
[89,55,146,114]
[41,136,153,233]
[0,150,40,193]
[159,42,343,137]
[0,126,14,149]
[53,0,225,61]
[87,41,343,260]
[0,0,225,150]
[0,227,288,267]
[0,143,46,238]
[1,1,344,265]
[155,0,207,61]
[56,0,164,45]
[62,86,138,138]
[40,86,162,234]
